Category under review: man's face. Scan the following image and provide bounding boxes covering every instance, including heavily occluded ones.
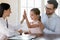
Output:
[46,4,55,15]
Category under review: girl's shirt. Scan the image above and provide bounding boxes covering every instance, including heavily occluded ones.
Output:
[29,20,42,34]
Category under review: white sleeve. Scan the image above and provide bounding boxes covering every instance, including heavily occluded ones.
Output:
[14,20,29,32]
[20,20,29,32]
[15,23,21,31]
[8,22,21,31]
[0,34,7,40]
[0,22,14,37]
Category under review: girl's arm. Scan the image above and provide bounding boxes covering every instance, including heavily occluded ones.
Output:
[24,10,39,28]
[25,17,39,28]
[38,22,44,31]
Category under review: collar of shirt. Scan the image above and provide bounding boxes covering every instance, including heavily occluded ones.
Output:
[0,17,7,22]
[47,13,56,19]
[0,17,8,28]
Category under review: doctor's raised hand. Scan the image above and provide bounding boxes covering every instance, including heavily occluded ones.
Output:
[23,10,27,19]
[20,10,26,24]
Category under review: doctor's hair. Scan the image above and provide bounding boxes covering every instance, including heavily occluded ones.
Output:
[0,3,10,17]
[47,0,58,9]
[31,8,41,21]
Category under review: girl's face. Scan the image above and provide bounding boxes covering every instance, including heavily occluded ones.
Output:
[30,11,38,21]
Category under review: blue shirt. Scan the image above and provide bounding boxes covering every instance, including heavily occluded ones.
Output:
[41,13,60,34]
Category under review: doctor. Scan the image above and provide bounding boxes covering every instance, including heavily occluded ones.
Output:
[0,3,21,38]
[41,0,60,34]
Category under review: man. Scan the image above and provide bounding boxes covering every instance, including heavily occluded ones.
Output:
[41,0,60,34]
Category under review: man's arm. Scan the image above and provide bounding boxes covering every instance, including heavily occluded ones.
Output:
[43,28,55,34]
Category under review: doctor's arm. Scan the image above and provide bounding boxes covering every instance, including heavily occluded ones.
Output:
[0,23,14,37]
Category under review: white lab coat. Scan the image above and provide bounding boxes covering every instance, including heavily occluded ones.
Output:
[0,33,7,40]
[41,13,60,34]
[0,17,20,37]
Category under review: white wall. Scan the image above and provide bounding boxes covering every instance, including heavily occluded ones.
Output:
[0,0,19,26]
[57,0,60,16]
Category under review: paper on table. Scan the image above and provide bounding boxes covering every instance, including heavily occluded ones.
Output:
[8,34,36,40]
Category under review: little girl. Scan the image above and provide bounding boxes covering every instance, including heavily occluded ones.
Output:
[21,8,44,37]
